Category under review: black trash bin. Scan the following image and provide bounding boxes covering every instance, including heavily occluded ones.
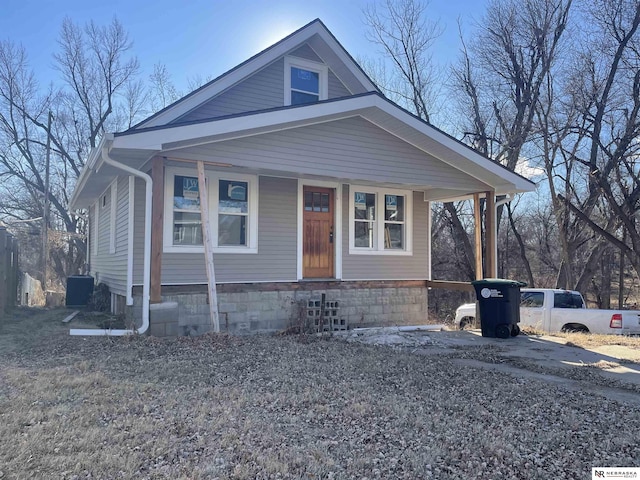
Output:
[471,278,526,339]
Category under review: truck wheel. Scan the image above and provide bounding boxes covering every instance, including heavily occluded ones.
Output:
[511,325,520,337]
[459,317,475,330]
[496,324,511,339]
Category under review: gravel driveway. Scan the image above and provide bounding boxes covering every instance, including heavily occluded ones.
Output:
[1,309,639,479]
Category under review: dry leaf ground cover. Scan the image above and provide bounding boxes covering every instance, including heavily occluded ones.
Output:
[1,308,639,479]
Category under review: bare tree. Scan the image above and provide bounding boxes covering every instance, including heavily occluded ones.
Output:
[554,0,640,285]
[451,0,571,282]
[148,63,181,112]
[0,17,141,286]
[364,0,443,122]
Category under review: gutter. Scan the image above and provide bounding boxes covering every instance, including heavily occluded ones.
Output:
[70,134,152,336]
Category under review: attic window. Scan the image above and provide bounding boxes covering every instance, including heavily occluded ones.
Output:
[284,57,328,106]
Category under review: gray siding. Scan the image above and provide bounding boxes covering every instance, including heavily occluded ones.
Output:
[133,176,297,285]
[132,177,146,285]
[175,52,353,123]
[176,60,285,123]
[329,70,351,97]
[88,204,96,275]
[175,116,489,190]
[289,43,322,62]
[341,188,429,280]
[90,177,129,295]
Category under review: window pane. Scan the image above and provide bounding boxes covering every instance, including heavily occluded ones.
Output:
[219,215,247,246]
[321,193,329,212]
[312,192,321,212]
[521,292,544,308]
[291,90,319,105]
[304,191,312,211]
[219,180,248,213]
[173,212,202,245]
[174,175,200,210]
[354,192,376,220]
[385,195,404,221]
[291,67,319,93]
[384,224,404,249]
[355,221,373,248]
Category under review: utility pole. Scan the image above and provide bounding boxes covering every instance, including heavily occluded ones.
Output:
[42,111,53,294]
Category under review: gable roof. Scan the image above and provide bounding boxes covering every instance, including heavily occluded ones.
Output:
[133,19,379,130]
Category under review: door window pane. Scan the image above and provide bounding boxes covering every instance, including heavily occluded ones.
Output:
[304,191,313,211]
[321,193,329,212]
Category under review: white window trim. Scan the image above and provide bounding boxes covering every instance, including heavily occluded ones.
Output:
[296,179,342,280]
[109,181,117,254]
[348,185,413,256]
[284,56,328,106]
[163,166,258,254]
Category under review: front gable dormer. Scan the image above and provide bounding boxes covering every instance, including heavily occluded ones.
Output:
[133,19,378,130]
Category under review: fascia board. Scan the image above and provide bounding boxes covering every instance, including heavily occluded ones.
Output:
[139,23,376,129]
[69,136,107,210]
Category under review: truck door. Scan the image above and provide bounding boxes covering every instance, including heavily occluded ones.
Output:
[520,291,546,331]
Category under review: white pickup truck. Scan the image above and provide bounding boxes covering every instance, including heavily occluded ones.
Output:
[454,288,640,335]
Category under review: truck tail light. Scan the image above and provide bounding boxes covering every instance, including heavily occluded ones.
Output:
[610,314,622,329]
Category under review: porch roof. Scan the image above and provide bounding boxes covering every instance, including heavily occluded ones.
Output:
[70,92,535,209]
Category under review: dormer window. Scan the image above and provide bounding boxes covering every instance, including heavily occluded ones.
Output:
[284,57,328,106]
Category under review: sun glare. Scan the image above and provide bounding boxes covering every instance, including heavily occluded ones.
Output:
[254,19,302,52]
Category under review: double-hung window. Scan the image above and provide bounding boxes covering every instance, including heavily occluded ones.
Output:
[164,167,258,253]
[284,57,328,106]
[349,186,412,255]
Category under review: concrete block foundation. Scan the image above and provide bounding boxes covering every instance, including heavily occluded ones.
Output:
[130,281,428,337]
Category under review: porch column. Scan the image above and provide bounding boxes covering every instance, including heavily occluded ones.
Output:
[485,190,497,278]
[473,193,483,280]
[150,156,164,303]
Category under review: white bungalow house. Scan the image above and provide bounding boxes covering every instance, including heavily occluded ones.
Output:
[69,19,535,336]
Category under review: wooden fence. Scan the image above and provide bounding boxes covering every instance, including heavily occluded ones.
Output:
[0,227,19,313]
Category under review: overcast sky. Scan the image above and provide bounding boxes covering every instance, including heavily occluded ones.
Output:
[2,0,487,92]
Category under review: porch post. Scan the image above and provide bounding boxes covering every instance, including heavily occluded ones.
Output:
[150,156,164,303]
[485,190,497,278]
[473,193,483,280]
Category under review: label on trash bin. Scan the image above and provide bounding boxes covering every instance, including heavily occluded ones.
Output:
[481,288,503,299]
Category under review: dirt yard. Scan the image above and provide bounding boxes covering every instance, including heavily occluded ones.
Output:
[1,308,639,479]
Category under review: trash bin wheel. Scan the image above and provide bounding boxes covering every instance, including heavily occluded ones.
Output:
[511,325,520,337]
[495,324,511,339]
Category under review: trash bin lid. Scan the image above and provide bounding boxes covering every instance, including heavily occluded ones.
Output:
[471,278,527,287]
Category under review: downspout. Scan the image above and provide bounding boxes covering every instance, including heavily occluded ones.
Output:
[70,134,152,336]
[493,193,514,277]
